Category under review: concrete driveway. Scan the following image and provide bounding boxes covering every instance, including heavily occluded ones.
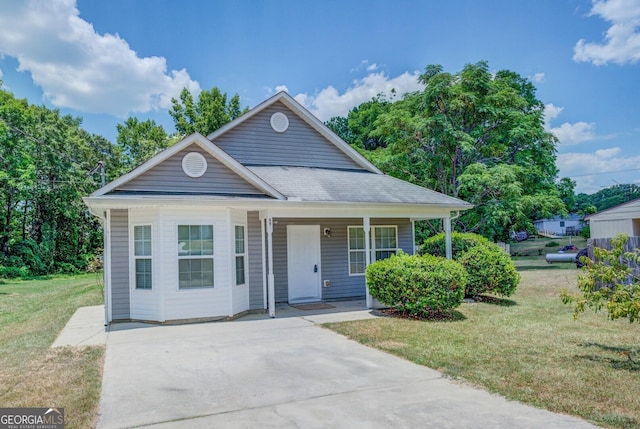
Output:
[97,312,598,429]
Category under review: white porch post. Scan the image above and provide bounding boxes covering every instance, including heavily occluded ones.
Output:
[266,216,276,318]
[364,216,372,308]
[444,215,453,260]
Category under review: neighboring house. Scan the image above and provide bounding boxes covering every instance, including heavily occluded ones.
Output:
[84,92,472,324]
[533,214,585,237]
[584,198,640,239]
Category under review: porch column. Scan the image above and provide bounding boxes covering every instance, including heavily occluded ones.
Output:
[444,215,452,260]
[364,216,372,308]
[266,217,276,318]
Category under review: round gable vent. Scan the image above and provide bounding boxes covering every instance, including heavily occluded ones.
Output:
[270,112,289,133]
[182,152,207,178]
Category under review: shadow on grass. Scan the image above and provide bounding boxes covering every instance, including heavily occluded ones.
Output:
[473,295,517,307]
[377,308,467,323]
[577,342,640,372]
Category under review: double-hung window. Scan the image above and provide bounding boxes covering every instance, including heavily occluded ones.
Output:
[134,225,152,290]
[234,225,246,286]
[178,225,214,289]
[374,226,398,261]
[348,225,398,275]
[348,226,367,275]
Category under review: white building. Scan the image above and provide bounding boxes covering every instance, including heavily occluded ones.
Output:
[585,198,640,239]
[533,214,584,237]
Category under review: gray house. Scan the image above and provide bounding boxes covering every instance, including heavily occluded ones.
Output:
[84,92,472,323]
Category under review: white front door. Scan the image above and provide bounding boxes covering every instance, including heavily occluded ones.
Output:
[287,225,321,303]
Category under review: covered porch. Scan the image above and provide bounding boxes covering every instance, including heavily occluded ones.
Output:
[257,207,459,318]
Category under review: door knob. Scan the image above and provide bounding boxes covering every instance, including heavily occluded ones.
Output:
[314,264,318,273]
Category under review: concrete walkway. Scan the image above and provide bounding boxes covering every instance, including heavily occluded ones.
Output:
[53,306,598,428]
[51,305,108,347]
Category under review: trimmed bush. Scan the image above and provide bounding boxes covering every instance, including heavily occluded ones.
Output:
[420,232,492,258]
[420,232,520,298]
[458,245,520,298]
[545,241,559,248]
[366,251,467,317]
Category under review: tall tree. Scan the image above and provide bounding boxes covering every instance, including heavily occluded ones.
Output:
[0,88,113,275]
[169,87,247,137]
[556,177,577,212]
[344,61,564,240]
[116,117,172,171]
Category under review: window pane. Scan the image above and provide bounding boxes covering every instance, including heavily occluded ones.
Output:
[375,250,396,261]
[235,226,245,254]
[349,227,364,250]
[135,258,152,289]
[178,225,189,241]
[178,225,214,256]
[179,257,214,289]
[235,255,245,285]
[134,225,151,256]
[349,250,365,274]
[375,227,397,249]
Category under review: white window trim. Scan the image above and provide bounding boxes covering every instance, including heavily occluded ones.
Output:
[348,225,399,276]
[177,224,215,290]
[234,224,247,286]
[348,225,367,276]
[132,224,153,291]
[373,225,399,262]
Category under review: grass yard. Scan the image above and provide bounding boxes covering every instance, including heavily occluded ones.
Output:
[326,266,640,428]
[0,274,104,429]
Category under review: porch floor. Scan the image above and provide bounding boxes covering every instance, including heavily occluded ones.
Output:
[236,299,383,323]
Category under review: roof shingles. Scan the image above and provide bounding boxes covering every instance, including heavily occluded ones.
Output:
[248,166,472,208]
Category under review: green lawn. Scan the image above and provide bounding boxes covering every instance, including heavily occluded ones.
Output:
[326,267,640,428]
[0,274,104,429]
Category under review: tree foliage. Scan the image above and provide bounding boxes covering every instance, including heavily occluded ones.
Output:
[338,61,564,241]
[0,88,115,276]
[562,234,640,323]
[169,87,246,137]
[116,117,174,172]
[576,184,640,213]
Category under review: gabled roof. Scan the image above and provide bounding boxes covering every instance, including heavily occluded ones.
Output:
[90,133,285,199]
[584,197,640,221]
[206,91,382,174]
[248,166,473,208]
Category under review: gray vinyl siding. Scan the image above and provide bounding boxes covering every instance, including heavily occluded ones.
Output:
[247,211,264,310]
[272,218,413,303]
[110,209,130,319]
[115,147,265,195]
[213,102,364,170]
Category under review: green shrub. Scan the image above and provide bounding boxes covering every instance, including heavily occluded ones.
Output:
[420,232,492,258]
[366,252,466,317]
[458,245,520,298]
[0,265,28,279]
[579,226,590,239]
[420,231,520,298]
[545,241,559,247]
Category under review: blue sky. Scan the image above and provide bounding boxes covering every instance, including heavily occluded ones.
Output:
[1,0,639,194]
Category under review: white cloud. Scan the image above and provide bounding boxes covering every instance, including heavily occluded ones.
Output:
[531,72,545,83]
[573,0,640,65]
[366,63,379,72]
[275,85,289,93]
[292,71,423,121]
[544,103,597,145]
[551,121,598,145]
[557,147,640,193]
[544,103,563,126]
[0,0,200,116]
